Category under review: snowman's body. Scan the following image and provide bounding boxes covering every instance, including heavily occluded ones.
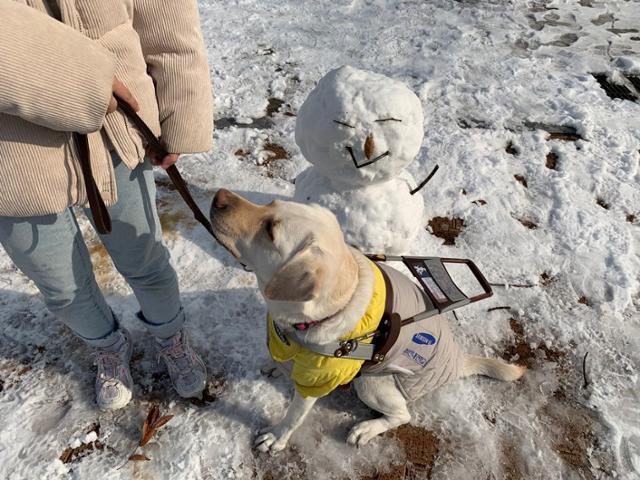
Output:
[294,66,427,253]
[294,168,424,253]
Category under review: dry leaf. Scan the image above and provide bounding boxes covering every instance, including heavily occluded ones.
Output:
[129,454,151,462]
[149,404,160,426]
[139,405,173,447]
[140,429,156,447]
[153,415,174,430]
[140,404,160,446]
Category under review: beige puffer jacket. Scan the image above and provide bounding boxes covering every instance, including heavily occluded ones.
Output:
[0,0,213,217]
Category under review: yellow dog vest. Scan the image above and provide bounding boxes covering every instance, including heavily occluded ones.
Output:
[267,261,386,398]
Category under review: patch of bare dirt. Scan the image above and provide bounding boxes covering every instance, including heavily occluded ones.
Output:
[427,217,465,245]
[505,141,519,155]
[234,148,248,157]
[539,395,615,479]
[514,174,528,188]
[157,198,196,242]
[596,197,610,210]
[189,374,226,407]
[546,151,559,169]
[257,445,307,480]
[627,213,636,223]
[500,318,565,368]
[498,437,529,480]
[266,98,285,117]
[578,296,590,306]
[360,425,440,480]
[59,423,104,464]
[88,242,119,292]
[515,216,537,230]
[539,271,554,286]
[262,143,289,165]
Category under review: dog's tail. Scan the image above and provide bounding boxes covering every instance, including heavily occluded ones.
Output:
[462,355,526,381]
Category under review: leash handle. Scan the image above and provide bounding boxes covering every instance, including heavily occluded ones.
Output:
[114,95,215,237]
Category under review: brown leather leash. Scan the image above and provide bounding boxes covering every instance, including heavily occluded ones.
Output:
[74,96,215,237]
[73,132,112,234]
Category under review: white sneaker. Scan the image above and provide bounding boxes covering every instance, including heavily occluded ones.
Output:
[156,328,207,398]
[92,329,133,410]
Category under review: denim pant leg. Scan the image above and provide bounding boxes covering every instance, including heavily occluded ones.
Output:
[84,153,185,338]
[0,209,121,347]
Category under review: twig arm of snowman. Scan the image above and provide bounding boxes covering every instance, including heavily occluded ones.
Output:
[410,164,440,195]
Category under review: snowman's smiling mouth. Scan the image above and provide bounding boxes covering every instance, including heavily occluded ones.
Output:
[333,118,399,169]
[345,146,390,169]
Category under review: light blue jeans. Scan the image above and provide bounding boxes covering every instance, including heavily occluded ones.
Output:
[0,153,185,347]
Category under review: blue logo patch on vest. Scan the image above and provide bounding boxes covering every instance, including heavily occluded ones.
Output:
[412,332,437,345]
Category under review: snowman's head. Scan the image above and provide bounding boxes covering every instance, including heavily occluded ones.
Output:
[295,66,424,187]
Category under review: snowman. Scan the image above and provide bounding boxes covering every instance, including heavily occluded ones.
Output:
[293,66,429,254]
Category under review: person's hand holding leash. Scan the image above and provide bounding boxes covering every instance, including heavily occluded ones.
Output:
[108,78,178,169]
[107,77,139,114]
[147,149,180,169]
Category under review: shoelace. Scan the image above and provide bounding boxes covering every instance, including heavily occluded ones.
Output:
[92,351,123,381]
[157,339,193,373]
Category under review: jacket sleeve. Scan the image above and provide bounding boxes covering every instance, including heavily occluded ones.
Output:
[133,0,214,154]
[0,2,115,134]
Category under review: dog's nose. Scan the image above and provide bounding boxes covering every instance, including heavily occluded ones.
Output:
[213,188,233,209]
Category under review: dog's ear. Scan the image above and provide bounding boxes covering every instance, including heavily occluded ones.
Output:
[264,245,325,302]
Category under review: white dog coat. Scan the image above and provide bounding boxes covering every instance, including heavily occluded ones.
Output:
[363,263,465,401]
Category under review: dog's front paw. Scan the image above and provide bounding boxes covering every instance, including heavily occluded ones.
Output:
[259,361,283,379]
[347,419,388,447]
[254,427,289,454]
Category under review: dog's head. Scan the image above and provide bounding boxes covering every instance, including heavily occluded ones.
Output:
[209,189,358,320]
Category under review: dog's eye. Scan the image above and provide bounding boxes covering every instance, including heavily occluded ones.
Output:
[264,218,276,241]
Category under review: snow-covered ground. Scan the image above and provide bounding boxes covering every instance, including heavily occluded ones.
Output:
[1,0,639,478]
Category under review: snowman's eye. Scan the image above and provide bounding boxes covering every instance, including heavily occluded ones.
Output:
[333,120,355,129]
[375,118,402,123]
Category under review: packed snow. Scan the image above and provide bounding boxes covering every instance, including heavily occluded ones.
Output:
[295,168,425,253]
[1,0,639,479]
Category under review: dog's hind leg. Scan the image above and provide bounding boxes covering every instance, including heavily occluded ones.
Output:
[348,375,410,446]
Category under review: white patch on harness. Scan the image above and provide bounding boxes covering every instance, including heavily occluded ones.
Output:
[403,348,428,367]
[423,277,447,302]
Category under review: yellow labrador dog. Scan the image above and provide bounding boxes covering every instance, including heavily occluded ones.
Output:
[209,189,524,454]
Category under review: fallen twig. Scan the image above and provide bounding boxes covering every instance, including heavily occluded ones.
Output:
[490,282,537,288]
[487,306,512,312]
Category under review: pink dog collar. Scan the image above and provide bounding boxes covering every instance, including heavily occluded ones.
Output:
[293,321,320,331]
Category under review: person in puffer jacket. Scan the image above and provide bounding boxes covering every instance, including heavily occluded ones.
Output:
[0,0,214,410]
